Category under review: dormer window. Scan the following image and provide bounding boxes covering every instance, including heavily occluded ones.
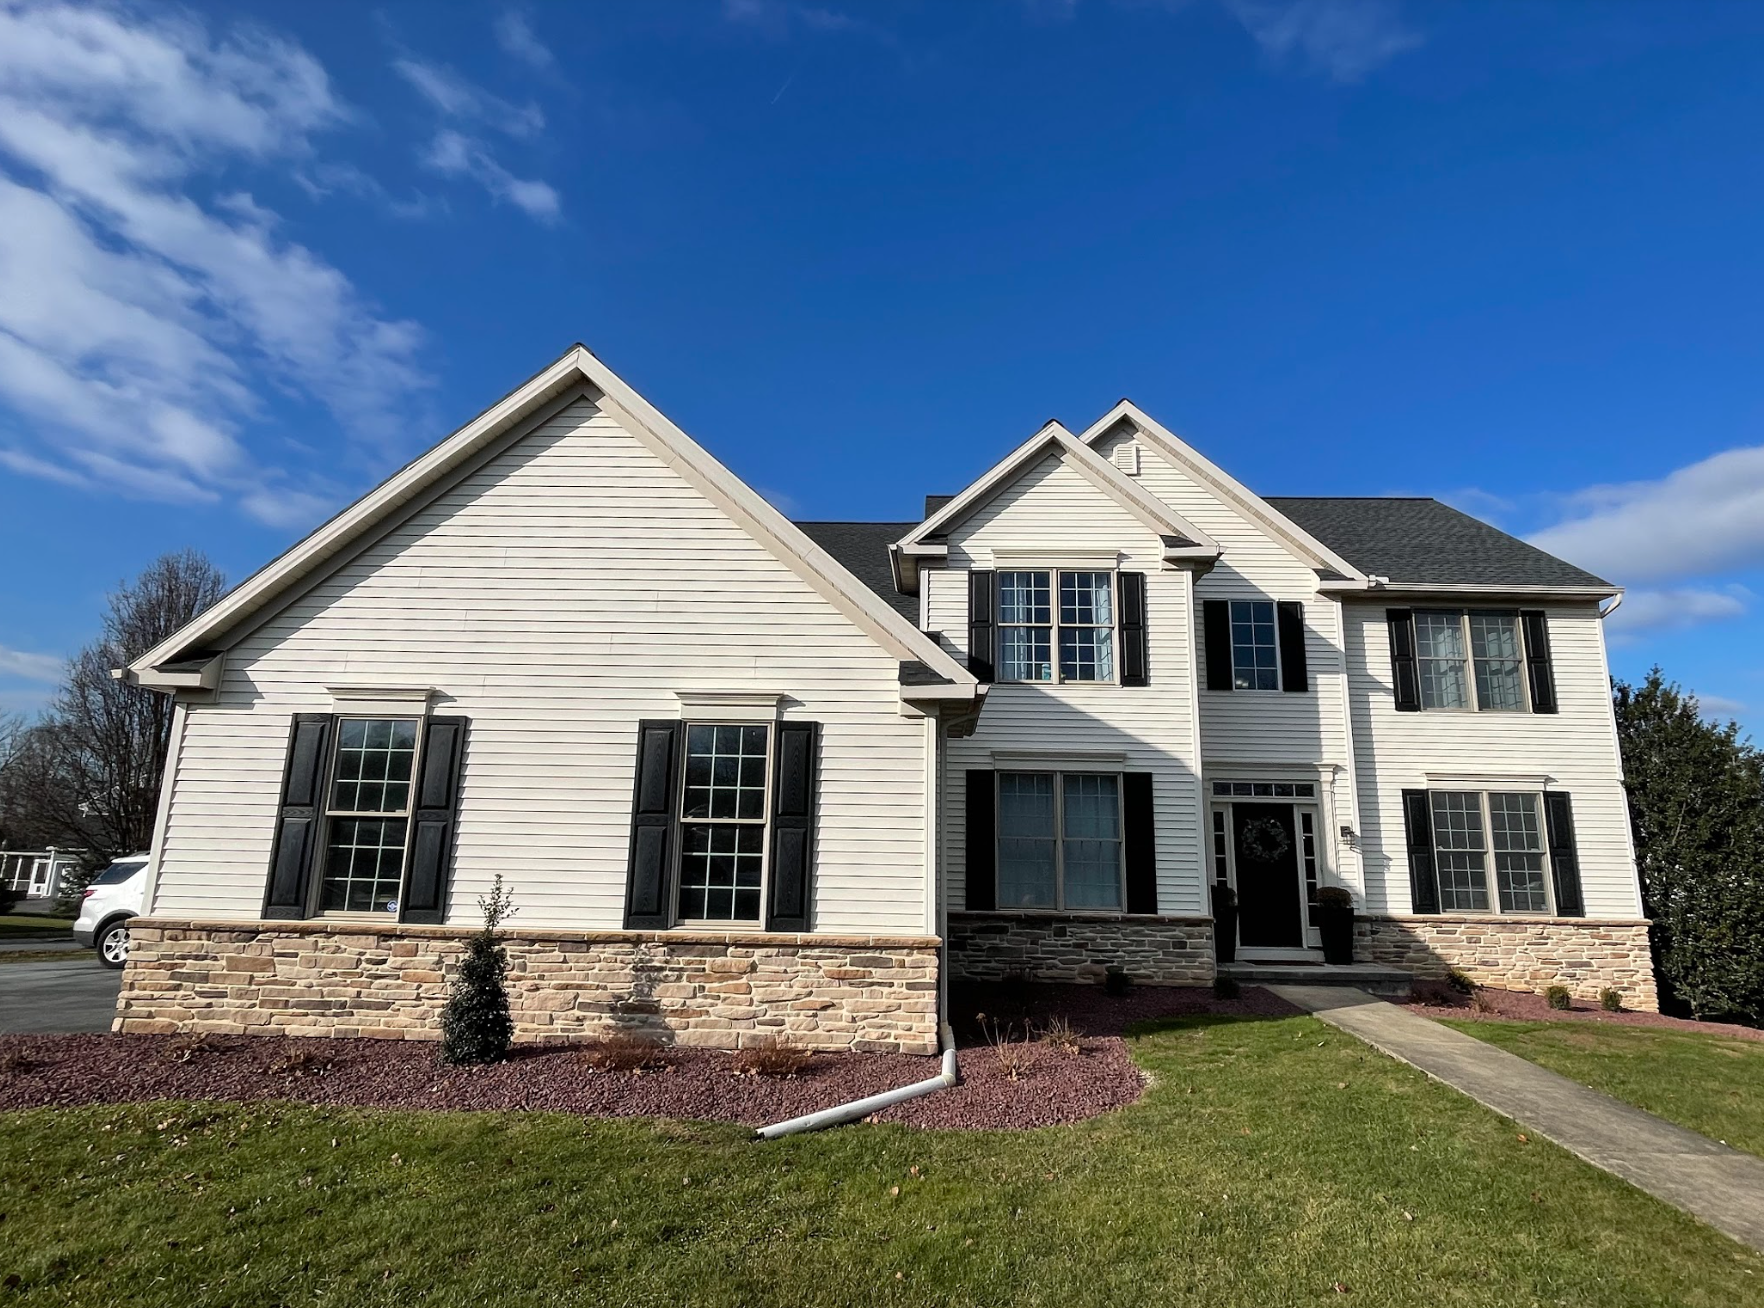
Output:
[997,570,1115,683]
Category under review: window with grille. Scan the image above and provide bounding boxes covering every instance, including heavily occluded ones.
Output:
[1228,600,1280,691]
[1415,610,1527,711]
[321,718,419,914]
[1429,790,1553,914]
[996,570,1117,683]
[676,723,770,922]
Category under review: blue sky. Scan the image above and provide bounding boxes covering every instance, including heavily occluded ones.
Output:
[2,0,1763,734]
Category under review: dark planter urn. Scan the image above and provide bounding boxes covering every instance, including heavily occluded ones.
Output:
[1317,894,1355,966]
[1211,884,1238,964]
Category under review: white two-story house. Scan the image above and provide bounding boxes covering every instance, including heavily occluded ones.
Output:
[114,346,1656,1054]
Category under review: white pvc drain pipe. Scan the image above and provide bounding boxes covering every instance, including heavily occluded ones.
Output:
[755,1024,958,1140]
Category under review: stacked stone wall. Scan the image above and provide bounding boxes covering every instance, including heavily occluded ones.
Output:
[947,912,1215,985]
[115,920,941,1053]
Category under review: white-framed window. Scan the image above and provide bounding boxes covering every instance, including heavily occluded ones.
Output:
[1415,610,1527,711]
[320,717,420,914]
[997,570,1116,683]
[1429,789,1552,914]
[676,723,771,922]
[1228,599,1280,691]
[996,771,1123,910]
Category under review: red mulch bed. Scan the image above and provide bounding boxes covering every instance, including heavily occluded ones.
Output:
[1397,986,1764,1042]
[0,986,1297,1131]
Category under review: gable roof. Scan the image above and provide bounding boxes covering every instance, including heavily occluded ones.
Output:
[795,521,919,621]
[1079,401,1367,583]
[1267,497,1612,590]
[127,345,979,702]
[891,420,1220,591]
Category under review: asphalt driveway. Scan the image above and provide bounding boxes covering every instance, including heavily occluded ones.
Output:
[0,956,122,1033]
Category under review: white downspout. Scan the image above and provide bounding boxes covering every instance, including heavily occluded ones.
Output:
[755,1023,959,1140]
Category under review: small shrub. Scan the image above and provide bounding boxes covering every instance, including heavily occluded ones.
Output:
[0,1048,37,1075]
[270,1045,334,1076]
[1037,1015,1082,1056]
[1103,967,1131,996]
[0,881,20,915]
[166,1032,226,1063]
[732,1035,813,1079]
[1411,980,1462,1008]
[1471,990,1495,1014]
[441,875,516,1066]
[1316,885,1353,910]
[1213,976,1240,1000]
[582,1030,669,1072]
[979,1014,1030,1081]
[1544,985,1572,1011]
[1599,988,1624,1013]
[1446,969,1476,995]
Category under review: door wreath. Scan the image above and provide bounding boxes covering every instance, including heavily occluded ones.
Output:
[1239,816,1292,863]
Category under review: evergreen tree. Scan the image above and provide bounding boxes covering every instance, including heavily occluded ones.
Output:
[441,875,516,1064]
[1614,670,1764,1022]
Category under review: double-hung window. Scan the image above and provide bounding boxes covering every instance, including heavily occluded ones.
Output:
[1429,790,1551,914]
[1228,600,1280,690]
[996,771,1123,910]
[321,717,420,914]
[1415,610,1527,711]
[676,724,770,922]
[997,570,1115,683]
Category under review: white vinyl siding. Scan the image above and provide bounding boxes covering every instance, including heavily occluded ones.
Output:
[929,449,1206,915]
[1345,602,1641,919]
[151,397,930,935]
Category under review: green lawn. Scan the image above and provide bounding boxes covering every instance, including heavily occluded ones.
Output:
[0,913,73,940]
[3,1014,1759,1307]
[1443,1018,1764,1158]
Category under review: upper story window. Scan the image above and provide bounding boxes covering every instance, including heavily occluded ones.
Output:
[996,770,1123,910]
[997,570,1114,683]
[677,723,770,922]
[1414,610,1526,711]
[1229,600,1280,691]
[1430,790,1551,914]
[321,717,419,914]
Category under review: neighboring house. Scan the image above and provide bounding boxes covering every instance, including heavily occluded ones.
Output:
[1,848,85,908]
[114,346,1656,1051]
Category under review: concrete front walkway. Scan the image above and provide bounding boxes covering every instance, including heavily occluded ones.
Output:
[1270,984,1764,1254]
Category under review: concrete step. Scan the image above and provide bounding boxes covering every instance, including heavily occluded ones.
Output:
[1220,961,1412,998]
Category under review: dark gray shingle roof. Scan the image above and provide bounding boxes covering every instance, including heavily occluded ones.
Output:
[794,521,918,620]
[1265,498,1610,589]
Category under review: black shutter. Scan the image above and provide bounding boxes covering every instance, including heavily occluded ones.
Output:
[1401,789,1441,915]
[623,720,682,929]
[1521,610,1558,714]
[1544,792,1584,917]
[965,770,996,911]
[1123,772,1157,914]
[968,570,996,682]
[767,721,819,932]
[1203,599,1234,691]
[1119,572,1149,686]
[263,714,333,919]
[1277,600,1309,693]
[400,716,468,925]
[1388,609,1421,712]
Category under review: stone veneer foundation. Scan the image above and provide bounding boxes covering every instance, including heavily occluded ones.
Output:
[946,912,1215,985]
[114,920,942,1054]
[1356,915,1659,1011]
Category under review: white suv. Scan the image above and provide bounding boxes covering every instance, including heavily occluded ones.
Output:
[72,854,150,968]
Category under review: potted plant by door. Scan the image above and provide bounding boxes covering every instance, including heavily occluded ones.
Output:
[1211,882,1238,964]
[1316,885,1355,965]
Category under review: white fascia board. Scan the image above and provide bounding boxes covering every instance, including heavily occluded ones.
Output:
[130,345,978,699]
[125,652,224,692]
[1331,583,1621,603]
[891,421,1219,590]
[1080,401,1368,584]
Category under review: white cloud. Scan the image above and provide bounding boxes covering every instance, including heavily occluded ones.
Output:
[494,10,553,69]
[0,0,427,520]
[721,0,898,45]
[1605,586,1749,637]
[1224,0,1421,82]
[1698,693,1747,721]
[0,644,63,682]
[391,54,558,222]
[422,129,560,223]
[1529,445,1764,586]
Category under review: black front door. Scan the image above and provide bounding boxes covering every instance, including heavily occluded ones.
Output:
[1232,803,1303,948]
